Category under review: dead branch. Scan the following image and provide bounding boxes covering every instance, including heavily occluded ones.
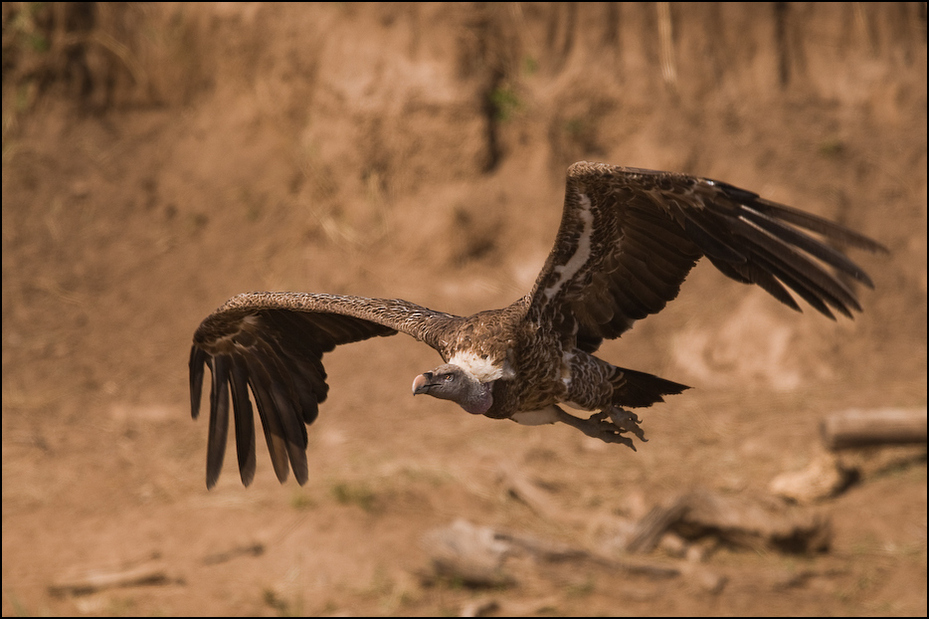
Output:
[820,407,927,450]
[420,518,681,588]
[49,561,172,597]
[623,489,831,555]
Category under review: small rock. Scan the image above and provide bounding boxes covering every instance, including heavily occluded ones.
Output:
[769,452,855,503]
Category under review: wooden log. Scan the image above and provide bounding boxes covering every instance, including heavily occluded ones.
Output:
[820,407,927,451]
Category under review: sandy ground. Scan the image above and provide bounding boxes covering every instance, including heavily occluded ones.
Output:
[2,3,926,616]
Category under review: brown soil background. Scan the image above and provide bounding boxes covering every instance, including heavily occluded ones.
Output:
[2,3,927,616]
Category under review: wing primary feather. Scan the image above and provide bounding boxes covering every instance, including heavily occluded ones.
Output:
[244,353,293,484]
[682,218,742,263]
[229,359,257,487]
[748,198,890,254]
[206,355,231,489]
[678,209,747,263]
[739,206,877,287]
[728,215,863,314]
[255,323,326,421]
[269,379,309,485]
[703,253,752,284]
[250,330,310,485]
[189,346,208,419]
[271,353,322,425]
[748,245,856,319]
[705,254,803,311]
[750,253,840,319]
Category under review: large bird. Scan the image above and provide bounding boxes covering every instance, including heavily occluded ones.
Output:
[189,161,886,488]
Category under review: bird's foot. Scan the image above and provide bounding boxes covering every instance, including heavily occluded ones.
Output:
[556,406,647,450]
[606,406,647,443]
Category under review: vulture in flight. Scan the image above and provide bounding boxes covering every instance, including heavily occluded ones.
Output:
[189,161,886,488]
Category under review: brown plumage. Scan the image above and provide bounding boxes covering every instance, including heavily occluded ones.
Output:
[189,162,887,488]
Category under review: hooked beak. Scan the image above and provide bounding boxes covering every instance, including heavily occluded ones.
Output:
[412,372,435,395]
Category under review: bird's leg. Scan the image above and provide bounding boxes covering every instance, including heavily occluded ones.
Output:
[553,405,646,450]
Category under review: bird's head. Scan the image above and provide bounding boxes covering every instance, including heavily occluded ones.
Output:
[411,363,494,415]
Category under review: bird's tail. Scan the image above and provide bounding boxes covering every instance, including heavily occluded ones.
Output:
[610,366,690,408]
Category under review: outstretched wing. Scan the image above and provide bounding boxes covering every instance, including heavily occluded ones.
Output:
[528,162,887,351]
[189,292,458,488]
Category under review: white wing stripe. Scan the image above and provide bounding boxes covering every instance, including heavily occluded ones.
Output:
[544,192,594,301]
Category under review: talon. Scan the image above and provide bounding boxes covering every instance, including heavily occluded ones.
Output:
[601,432,636,450]
[607,406,647,443]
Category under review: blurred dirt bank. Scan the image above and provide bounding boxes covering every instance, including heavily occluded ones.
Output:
[2,3,926,616]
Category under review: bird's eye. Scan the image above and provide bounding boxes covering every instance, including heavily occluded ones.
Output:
[443,374,453,382]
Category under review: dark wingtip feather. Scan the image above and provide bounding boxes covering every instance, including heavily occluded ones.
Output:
[189,346,208,419]
[696,187,884,319]
[738,205,883,289]
[293,458,309,486]
[752,198,890,255]
[206,356,231,489]
[239,459,256,487]
[229,363,257,487]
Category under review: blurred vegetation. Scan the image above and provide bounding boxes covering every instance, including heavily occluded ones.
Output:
[4,3,126,110]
